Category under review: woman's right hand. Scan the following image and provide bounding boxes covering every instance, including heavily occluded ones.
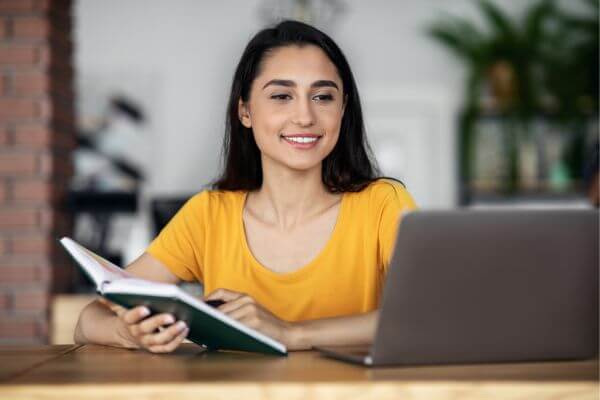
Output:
[98,298,189,353]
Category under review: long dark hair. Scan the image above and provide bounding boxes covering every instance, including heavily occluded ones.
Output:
[213,20,382,193]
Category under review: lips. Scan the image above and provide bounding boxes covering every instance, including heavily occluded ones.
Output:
[280,133,322,149]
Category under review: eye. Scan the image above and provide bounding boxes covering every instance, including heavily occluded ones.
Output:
[313,94,334,102]
[270,94,292,101]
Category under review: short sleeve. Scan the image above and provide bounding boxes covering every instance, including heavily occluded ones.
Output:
[376,181,417,273]
[146,192,208,282]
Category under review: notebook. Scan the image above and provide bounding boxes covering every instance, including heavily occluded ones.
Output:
[60,237,287,356]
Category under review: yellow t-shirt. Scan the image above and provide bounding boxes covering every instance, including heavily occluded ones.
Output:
[146,179,417,322]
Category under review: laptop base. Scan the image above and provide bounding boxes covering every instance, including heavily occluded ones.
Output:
[315,345,373,366]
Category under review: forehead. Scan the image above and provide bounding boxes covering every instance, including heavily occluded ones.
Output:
[255,45,341,85]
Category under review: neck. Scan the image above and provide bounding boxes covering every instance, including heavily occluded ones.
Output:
[248,156,339,230]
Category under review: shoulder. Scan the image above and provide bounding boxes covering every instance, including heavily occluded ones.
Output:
[186,189,244,208]
[350,178,417,209]
[178,189,245,224]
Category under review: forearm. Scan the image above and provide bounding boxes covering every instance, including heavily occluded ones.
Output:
[289,310,379,350]
[74,300,135,348]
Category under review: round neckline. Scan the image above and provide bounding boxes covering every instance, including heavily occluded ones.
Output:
[238,191,347,282]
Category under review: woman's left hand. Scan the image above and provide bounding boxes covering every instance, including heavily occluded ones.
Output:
[204,288,300,349]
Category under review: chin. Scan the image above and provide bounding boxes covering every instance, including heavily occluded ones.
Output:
[284,160,323,172]
[273,156,324,173]
[261,149,330,174]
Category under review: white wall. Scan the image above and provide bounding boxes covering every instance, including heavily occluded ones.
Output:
[74,0,546,209]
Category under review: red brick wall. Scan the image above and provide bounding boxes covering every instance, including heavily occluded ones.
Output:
[0,0,75,344]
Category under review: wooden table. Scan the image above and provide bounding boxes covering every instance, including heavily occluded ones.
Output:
[0,344,597,400]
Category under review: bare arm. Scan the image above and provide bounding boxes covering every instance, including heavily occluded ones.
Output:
[290,311,378,350]
[205,288,379,351]
[73,252,183,349]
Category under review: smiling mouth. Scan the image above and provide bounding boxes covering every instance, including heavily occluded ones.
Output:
[282,136,319,144]
[280,134,323,145]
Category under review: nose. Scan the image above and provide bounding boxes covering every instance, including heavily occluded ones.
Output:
[290,97,315,127]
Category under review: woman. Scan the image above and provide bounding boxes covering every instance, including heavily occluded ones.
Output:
[74,20,416,353]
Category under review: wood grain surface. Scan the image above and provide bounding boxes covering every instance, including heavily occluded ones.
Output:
[0,345,79,382]
[0,344,597,400]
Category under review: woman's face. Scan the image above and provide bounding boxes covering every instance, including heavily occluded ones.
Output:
[239,45,345,173]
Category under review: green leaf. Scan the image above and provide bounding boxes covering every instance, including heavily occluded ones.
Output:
[476,0,517,42]
[427,18,485,62]
[524,0,555,47]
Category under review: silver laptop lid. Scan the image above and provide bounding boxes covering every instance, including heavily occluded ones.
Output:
[370,209,599,366]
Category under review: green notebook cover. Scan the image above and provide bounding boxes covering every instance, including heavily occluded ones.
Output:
[104,292,287,356]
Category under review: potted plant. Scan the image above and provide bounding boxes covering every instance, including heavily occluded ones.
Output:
[427,0,598,197]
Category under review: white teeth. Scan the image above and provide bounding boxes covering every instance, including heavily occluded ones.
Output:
[284,136,318,143]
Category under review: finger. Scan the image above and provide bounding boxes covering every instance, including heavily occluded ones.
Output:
[148,326,190,354]
[238,314,260,330]
[137,313,175,335]
[217,295,254,314]
[225,303,257,321]
[204,288,241,302]
[141,320,188,347]
[121,306,151,325]
[204,288,245,302]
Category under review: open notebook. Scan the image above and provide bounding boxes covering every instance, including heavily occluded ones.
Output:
[60,237,287,356]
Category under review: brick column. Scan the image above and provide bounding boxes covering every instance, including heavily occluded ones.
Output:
[0,0,75,344]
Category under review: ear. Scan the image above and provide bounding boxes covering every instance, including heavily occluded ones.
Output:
[238,99,252,128]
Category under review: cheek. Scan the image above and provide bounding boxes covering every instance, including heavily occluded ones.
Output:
[320,107,343,138]
[251,103,289,137]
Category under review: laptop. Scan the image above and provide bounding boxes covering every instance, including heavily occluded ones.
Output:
[316,209,599,366]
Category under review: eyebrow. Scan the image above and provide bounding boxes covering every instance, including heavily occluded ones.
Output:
[262,79,339,90]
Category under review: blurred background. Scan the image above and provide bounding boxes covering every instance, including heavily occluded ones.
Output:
[0,0,597,344]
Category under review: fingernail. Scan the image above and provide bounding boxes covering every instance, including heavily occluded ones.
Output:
[140,308,150,317]
[165,315,175,324]
[177,321,187,330]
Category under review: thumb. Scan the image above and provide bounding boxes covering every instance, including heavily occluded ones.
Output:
[98,297,127,317]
